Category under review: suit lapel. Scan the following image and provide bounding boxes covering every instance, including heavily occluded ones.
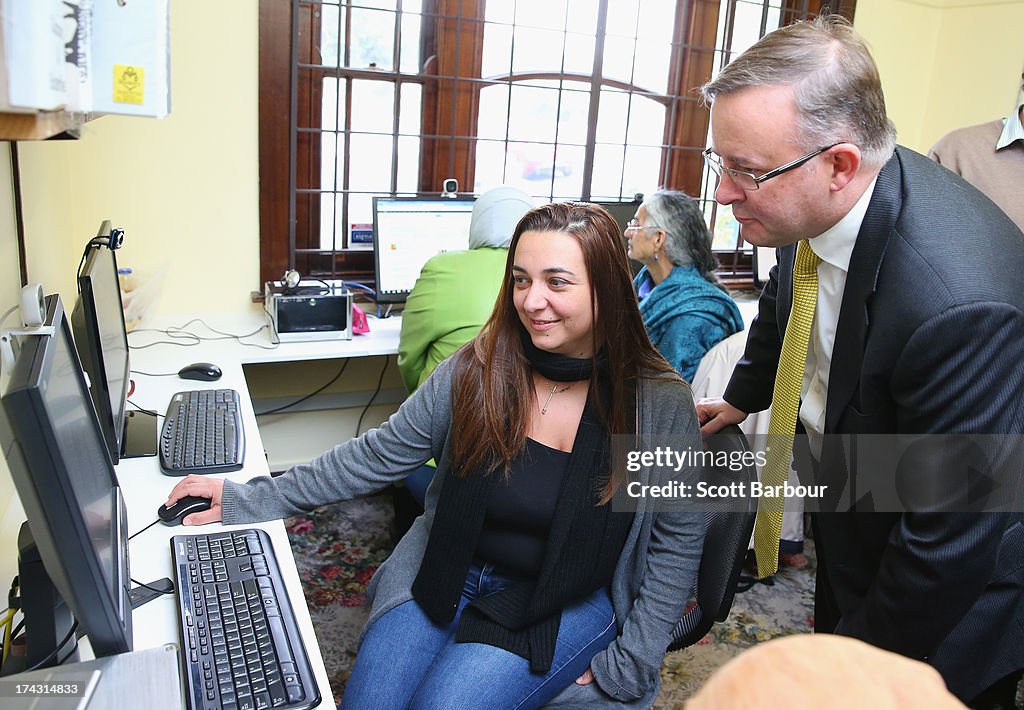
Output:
[824,150,904,432]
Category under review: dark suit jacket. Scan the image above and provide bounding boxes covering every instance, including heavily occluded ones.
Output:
[724,146,1024,701]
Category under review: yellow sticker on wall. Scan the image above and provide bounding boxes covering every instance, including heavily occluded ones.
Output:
[113,65,145,105]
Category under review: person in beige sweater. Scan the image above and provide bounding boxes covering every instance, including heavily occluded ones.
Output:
[929,76,1024,231]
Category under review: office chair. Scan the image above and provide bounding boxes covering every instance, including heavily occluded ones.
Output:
[666,424,757,651]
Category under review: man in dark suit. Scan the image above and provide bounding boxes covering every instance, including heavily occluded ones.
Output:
[695,15,1024,708]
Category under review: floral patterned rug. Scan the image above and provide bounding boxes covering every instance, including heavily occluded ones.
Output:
[285,493,816,708]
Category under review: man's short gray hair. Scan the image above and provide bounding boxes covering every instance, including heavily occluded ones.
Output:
[700,15,897,169]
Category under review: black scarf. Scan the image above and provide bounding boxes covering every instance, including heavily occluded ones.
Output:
[411,332,634,673]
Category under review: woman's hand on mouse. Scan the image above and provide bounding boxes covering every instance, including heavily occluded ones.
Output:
[166,475,225,526]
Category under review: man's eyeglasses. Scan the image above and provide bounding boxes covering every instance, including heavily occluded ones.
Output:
[702,142,844,191]
[625,219,659,233]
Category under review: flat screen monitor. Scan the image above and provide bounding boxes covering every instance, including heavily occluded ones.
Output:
[372,196,476,303]
[593,198,642,235]
[594,198,644,277]
[0,294,133,659]
[71,232,156,462]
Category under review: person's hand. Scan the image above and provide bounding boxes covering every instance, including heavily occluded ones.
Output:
[165,475,226,526]
[695,397,748,436]
[575,667,595,685]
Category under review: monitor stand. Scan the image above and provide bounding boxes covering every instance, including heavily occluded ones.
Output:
[121,409,158,458]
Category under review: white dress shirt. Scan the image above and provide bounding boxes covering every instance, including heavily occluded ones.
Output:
[800,178,878,456]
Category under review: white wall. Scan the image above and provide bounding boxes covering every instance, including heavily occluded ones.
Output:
[856,0,1024,152]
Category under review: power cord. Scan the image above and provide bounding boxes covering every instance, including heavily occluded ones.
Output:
[255,359,350,416]
[355,355,390,437]
[128,318,278,351]
[19,621,79,672]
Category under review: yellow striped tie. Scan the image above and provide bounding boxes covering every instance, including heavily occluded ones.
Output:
[753,240,821,578]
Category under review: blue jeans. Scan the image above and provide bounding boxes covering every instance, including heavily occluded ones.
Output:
[340,563,617,710]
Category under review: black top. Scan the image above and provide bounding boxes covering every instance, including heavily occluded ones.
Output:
[475,438,570,578]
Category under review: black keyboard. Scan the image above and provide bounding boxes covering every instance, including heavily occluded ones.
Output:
[171,529,321,710]
[160,389,245,475]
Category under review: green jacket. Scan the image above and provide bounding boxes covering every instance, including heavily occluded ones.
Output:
[397,247,507,393]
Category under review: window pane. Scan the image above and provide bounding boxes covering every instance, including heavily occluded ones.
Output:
[622,145,660,198]
[563,32,596,76]
[351,80,394,133]
[512,27,566,75]
[514,0,567,31]
[320,131,340,193]
[321,77,347,132]
[565,0,599,34]
[349,193,376,226]
[399,83,421,135]
[710,203,741,250]
[478,85,510,141]
[601,35,637,86]
[353,0,396,11]
[318,193,342,251]
[399,11,421,73]
[730,2,770,58]
[507,84,559,143]
[348,134,394,191]
[319,4,346,68]
[604,0,639,38]
[397,136,419,193]
[633,37,673,93]
[626,95,665,147]
[551,143,584,198]
[473,139,508,194]
[555,85,590,144]
[590,143,627,200]
[485,0,515,25]
[596,89,629,144]
[350,8,395,70]
[482,23,513,77]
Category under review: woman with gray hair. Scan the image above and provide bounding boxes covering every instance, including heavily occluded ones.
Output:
[625,189,743,381]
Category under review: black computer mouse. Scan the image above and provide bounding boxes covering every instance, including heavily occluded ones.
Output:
[178,362,222,381]
[158,496,213,526]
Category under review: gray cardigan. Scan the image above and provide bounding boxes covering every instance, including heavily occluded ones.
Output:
[221,358,704,706]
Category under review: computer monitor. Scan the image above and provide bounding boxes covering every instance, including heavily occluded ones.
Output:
[71,233,156,462]
[372,196,476,304]
[593,198,643,235]
[0,294,134,661]
[594,198,644,277]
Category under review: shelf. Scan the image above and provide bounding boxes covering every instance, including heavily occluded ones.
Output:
[0,110,95,140]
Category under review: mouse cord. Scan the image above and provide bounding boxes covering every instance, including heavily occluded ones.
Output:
[130,369,179,376]
[129,518,162,540]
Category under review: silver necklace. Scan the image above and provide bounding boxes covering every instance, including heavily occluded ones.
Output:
[540,381,572,414]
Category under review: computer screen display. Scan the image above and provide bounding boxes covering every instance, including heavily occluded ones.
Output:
[72,242,131,463]
[0,294,133,658]
[372,196,476,303]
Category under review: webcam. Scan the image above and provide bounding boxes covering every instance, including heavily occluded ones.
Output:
[282,269,302,291]
[441,178,458,198]
[89,225,125,250]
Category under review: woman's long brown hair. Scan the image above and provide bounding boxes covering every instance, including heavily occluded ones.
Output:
[448,202,678,503]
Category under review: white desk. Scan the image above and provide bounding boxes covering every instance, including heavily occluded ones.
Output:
[119,311,403,708]
[0,310,404,708]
